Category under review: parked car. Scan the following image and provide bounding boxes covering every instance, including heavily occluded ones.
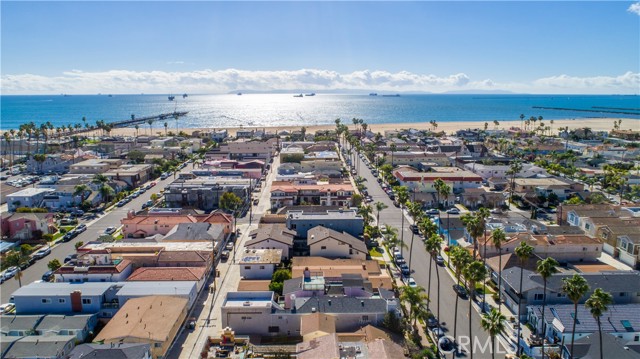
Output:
[64,254,78,263]
[445,208,460,214]
[141,200,154,209]
[410,224,420,234]
[3,266,19,280]
[42,270,54,282]
[33,247,51,259]
[75,224,87,233]
[19,257,35,270]
[425,208,439,215]
[452,284,468,298]
[427,316,439,328]
[104,227,117,235]
[220,250,230,260]
[160,172,169,180]
[435,255,445,266]
[225,242,234,251]
[60,218,77,225]
[406,277,417,288]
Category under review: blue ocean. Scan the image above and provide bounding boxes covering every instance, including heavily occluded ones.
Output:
[1,94,639,130]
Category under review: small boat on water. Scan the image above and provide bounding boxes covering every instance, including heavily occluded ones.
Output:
[168,95,175,101]
[293,94,303,97]
[369,93,378,96]
[108,94,113,97]
[305,93,315,96]
[382,94,400,97]
[237,92,242,96]
[182,94,188,98]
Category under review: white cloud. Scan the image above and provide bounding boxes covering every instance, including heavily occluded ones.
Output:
[628,2,640,15]
[1,68,638,94]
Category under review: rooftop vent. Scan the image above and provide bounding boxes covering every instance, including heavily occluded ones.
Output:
[243,301,251,306]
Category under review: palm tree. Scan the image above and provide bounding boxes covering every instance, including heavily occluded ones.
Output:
[536,257,559,359]
[164,121,168,136]
[507,159,523,209]
[585,288,613,359]
[357,204,373,228]
[481,308,506,359]
[148,119,154,136]
[425,233,443,351]
[134,124,140,140]
[463,261,487,359]
[92,173,109,185]
[451,246,472,350]
[491,227,507,312]
[514,241,534,355]
[399,285,429,326]
[3,132,11,169]
[389,143,397,166]
[99,184,115,203]
[374,201,388,231]
[520,113,525,130]
[406,201,423,270]
[73,184,91,207]
[562,274,590,359]
[394,186,410,256]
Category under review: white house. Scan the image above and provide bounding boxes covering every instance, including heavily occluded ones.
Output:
[239,249,282,280]
[246,224,296,260]
[463,162,548,180]
[307,226,367,260]
[6,188,54,212]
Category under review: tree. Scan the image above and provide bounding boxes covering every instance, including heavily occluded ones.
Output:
[48,259,62,271]
[219,191,243,213]
[147,119,154,135]
[406,201,423,270]
[394,186,410,256]
[491,227,506,312]
[562,274,590,359]
[399,285,429,327]
[357,204,373,227]
[463,261,487,359]
[73,184,90,206]
[481,308,506,359]
[507,159,523,209]
[75,241,84,250]
[585,288,613,359]
[269,268,292,296]
[164,122,168,136]
[389,143,397,166]
[33,153,46,173]
[536,257,559,359]
[450,245,472,349]
[99,184,115,203]
[424,232,443,355]
[127,150,146,163]
[374,201,388,231]
[4,251,27,287]
[92,173,109,185]
[514,241,534,356]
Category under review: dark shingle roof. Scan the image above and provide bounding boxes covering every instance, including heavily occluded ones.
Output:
[68,343,152,359]
[291,297,387,314]
[307,226,367,254]
[531,303,640,334]
[162,222,223,241]
[247,224,295,247]
[502,269,640,296]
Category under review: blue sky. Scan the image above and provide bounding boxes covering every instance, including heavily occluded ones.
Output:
[2,1,639,94]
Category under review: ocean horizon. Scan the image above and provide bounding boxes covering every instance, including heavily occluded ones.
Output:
[1,93,639,131]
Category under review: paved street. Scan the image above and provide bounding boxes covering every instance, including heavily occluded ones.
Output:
[351,149,511,358]
[0,170,184,303]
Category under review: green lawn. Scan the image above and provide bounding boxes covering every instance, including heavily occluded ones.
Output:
[369,247,384,257]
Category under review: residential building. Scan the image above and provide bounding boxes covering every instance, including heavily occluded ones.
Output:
[26,154,74,174]
[54,250,134,283]
[459,187,506,209]
[291,257,393,290]
[383,151,451,167]
[500,269,640,320]
[69,158,123,174]
[163,177,250,211]
[0,212,55,241]
[67,343,152,359]
[270,181,354,208]
[41,184,102,210]
[0,314,96,342]
[246,224,296,260]
[393,166,482,194]
[6,188,54,212]
[512,177,584,200]
[238,248,282,280]
[95,296,188,359]
[462,162,548,180]
[561,333,640,359]
[127,267,208,292]
[286,209,364,238]
[0,334,76,359]
[307,226,367,260]
[528,303,640,344]
[208,140,277,163]
[161,222,225,243]
[121,209,232,238]
[104,164,153,188]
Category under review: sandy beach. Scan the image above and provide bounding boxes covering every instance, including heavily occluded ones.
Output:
[99,117,636,137]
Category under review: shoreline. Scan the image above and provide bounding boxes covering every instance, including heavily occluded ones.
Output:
[100,118,632,137]
[0,118,635,137]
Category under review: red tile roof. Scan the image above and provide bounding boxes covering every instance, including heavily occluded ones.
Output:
[127,267,207,282]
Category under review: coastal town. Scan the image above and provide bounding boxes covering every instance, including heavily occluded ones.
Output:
[0,117,639,359]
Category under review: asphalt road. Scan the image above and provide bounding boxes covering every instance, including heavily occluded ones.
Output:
[0,169,185,304]
[351,149,504,358]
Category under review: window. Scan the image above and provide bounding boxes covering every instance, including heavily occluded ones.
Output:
[321,246,327,250]
[42,298,51,304]
[260,266,265,270]
[362,315,369,321]
[82,298,92,305]
[154,343,162,348]
[244,266,251,270]
[620,292,627,297]
[534,294,544,301]
[268,326,280,333]
[58,299,66,304]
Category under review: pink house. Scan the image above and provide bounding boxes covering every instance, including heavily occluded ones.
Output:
[1,213,55,241]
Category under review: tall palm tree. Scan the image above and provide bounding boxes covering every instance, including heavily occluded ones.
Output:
[463,261,487,359]
[357,204,373,228]
[425,233,443,354]
[491,227,507,312]
[164,122,168,136]
[536,257,559,359]
[99,184,115,203]
[520,113,525,130]
[562,274,590,359]
[92,173,109,185]
[73,184,91,207]
[418,216,438,311]
[585,288,613,359]
[399,285,429,326]
[147,119,154,136]
[374,201,388,231]
[406,201,423,270]
[389,143,397,167]
[507,159,522,209]
[451,245,472,350]
[481,308,506,359]
[514,241,534,355]
[395,186,410,256]
[3,132,11,169]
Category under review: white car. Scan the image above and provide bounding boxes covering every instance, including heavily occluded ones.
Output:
[3,266,19,279]
[406,277,417,288]
[104,227,117,235]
